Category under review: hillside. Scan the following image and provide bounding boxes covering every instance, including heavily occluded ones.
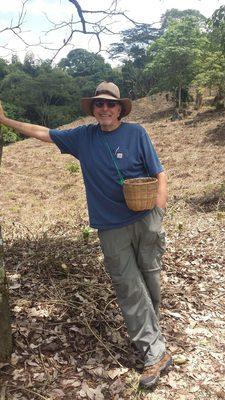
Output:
[0,98,225,400]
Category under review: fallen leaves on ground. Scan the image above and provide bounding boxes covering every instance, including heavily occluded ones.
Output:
[1,101,225,399]
[1,208,224,400]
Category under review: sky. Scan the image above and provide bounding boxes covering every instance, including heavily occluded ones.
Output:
[0,0,224,66]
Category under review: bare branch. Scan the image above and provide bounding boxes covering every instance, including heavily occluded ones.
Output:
[0,0,41,53]
[68,0,87,32]
[0,0,27,34]
[41,0,143,61]
[0,0,145,62]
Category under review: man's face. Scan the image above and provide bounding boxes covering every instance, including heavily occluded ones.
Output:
[92,99,122,131]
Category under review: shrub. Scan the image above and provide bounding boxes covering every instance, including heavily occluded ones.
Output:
[1,125,21,145]
[82,226,93,240]
[65,161,80,173]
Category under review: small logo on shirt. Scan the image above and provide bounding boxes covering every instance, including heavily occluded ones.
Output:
[115,147,123,159]
[117,153,123,158]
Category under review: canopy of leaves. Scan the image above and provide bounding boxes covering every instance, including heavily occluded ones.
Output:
[121,60,153,99]
[0,50,128,132]
[109,24,160,63]
[160,8,207,32]
[1,5,225,138]
[58,49,112,78]
[145,17,209,99]
[0,59,8,79]
[194,51,225,97]
[209,6,225,53]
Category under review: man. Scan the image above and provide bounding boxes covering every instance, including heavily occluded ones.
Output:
[0,81,172,388]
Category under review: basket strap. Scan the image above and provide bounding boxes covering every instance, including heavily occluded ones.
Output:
[101,135,125,186]
[99,131,150,184]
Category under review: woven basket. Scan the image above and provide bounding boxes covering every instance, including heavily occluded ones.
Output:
[123,177,158,211]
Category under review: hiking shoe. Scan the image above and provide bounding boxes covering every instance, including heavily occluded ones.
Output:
[139,352,173,388]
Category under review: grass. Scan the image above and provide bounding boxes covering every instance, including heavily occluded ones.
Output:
[65,161,80,174]
[82,226,94,240]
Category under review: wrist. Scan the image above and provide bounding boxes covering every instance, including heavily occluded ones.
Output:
[156,196,167,209]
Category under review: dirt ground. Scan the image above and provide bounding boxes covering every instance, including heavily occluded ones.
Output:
[0,97,225,399]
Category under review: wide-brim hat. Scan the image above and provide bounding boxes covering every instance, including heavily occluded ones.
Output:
[81,81,132,118]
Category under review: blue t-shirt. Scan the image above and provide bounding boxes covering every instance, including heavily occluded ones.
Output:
[49,122,163,230]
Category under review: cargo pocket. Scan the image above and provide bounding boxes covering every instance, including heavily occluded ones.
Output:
[155,206,166,219]
[157,231,166,256]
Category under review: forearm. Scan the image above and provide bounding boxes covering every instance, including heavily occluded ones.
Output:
[155,171,168,208]
[0,116,52,143]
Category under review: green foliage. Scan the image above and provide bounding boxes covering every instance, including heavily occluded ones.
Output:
[210,6,225,53]
[0,70,34,121]
[0,65,82,127]
[58,49,117,102]
[108,24,160,98]
[58,48,112,79]
[26,69,82,127]
[0,59,9,79]
[121,61,151,99]
[1,4,225,140]
[160,8,206,32]
[194,51,225,104]
[3,102,27,121]
[22,52,39,77]
[0,49,121,137]
[109,24,160,63]
[82,226,93,240]
[1,125,20,145]
[65,161,80,174]
[145,17,209,106]
[108,10,206,101]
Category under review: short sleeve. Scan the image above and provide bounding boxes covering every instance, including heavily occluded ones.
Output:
[140,127,163,176]
[49,126,84,159]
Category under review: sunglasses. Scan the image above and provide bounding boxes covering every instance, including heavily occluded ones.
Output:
[93,99,120,108]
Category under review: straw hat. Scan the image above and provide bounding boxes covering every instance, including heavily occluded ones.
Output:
[81,81,132,117]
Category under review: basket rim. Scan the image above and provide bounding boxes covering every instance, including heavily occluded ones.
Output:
[123,177,158,186]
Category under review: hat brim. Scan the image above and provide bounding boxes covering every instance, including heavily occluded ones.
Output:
[81,94,132,118]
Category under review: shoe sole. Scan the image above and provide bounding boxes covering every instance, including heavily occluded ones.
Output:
[139,374,160,389]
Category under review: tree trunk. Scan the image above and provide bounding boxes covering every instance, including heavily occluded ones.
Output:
[178,84,182,110]
[0,125,13,362]
[195,90,203,110]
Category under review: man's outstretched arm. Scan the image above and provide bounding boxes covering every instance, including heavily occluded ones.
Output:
[0,101,52,143]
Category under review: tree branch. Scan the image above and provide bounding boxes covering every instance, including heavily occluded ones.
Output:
[0,0,40,52]
[68,0,87,33]
[0,0,27,35]
[42,0,142,61]
[0,0,144,62]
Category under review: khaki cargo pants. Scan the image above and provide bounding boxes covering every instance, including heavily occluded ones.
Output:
[98,206,166,366]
